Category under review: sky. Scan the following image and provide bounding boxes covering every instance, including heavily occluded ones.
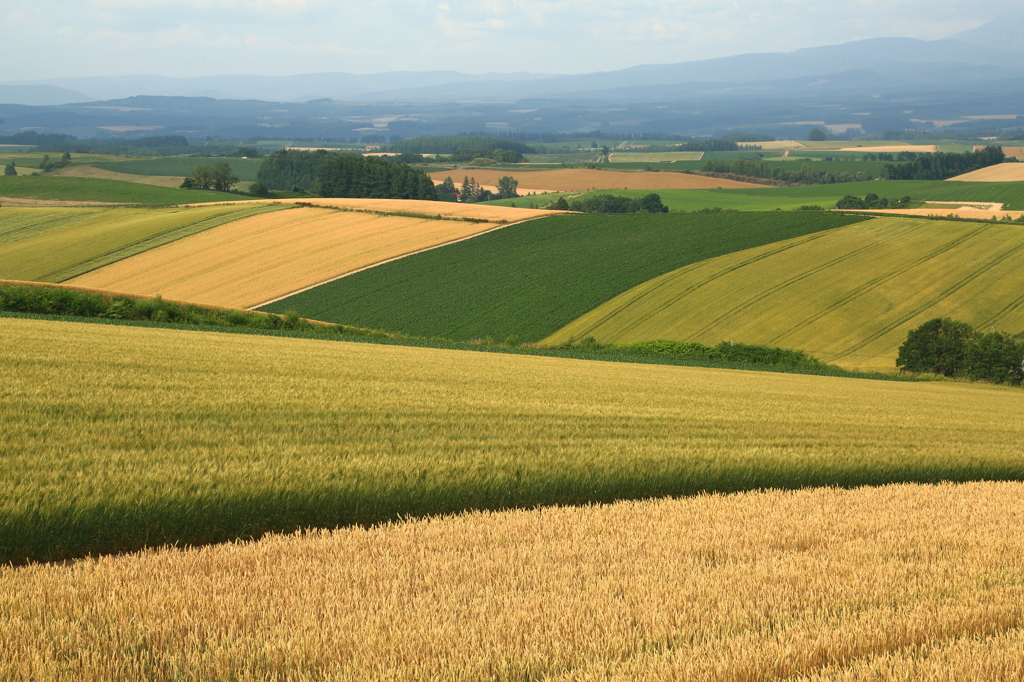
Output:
[1,0,1018,80]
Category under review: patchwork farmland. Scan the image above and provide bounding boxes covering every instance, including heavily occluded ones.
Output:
[260,211,868,340]
[546,217,1024,370]
[70,201,554,308]
[5,131,1024,679]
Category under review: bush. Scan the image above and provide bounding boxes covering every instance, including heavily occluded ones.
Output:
[249,181,271,198]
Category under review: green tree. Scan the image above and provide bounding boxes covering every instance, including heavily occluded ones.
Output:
[436,176,458,202]
[807,128,827,142]
[966,331,1024,385]
[3,162,15,176]
[600,145,611,163]
[496,175,519,199]
[896,318,980,376]
[209,161,239,192]
[460,176,481,202]
[39,154,54,172]
[551,196,570,210]
[57,152,71,168]
[248,181,271,197]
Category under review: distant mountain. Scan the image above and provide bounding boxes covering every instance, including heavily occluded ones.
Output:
[950,15,1024,53]
[5,33,1024,106]
[0,85,91,106]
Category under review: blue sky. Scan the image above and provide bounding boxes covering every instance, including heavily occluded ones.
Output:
[2,0,1017,79]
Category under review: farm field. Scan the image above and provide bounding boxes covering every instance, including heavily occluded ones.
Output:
[546,217,1024,371]
[186,196,555,222]
[427,168,763,193]
[4,316,1024,566]
[573,188,841,211]
[52,163,187,188]
[0,175,236,204]
[483,190,581,208]
[608,151,704,162]
[261,212,869,340]
[0,204,284,282]
[949,162,1024,182]
[70,202,551,308]
[4,481,1024,680]
[712,179,1024,210]
[92,156,264,181]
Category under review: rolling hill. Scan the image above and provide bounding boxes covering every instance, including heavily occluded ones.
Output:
[546,216,1024,371]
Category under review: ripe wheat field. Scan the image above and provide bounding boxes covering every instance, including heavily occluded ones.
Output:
[68,204,536,309]
[3,482,1024,680]
[4,316,1024,565]
[427,168,763,193]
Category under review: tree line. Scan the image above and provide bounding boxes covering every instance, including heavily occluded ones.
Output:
[879,146,1005,180]
[835,193,912,209]
[252,150,437,200]
[388,136,536,155]
[567,193,669,214]
[703,159,874,185]
[897,318,1023,385]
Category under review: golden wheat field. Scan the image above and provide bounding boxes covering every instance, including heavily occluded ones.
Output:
[545,216,1024,370]
[427,168,763,193]
[2,481,1024,681]
[68,204,541,308]
[184,197,557,223]
[948,162,1024,182]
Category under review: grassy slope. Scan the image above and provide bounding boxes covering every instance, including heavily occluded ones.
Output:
[0,175,240,203]
[546,216,1024,371]
[0,204,287,282]
[260,212,869,341]
[92,157,264,181]
[3,316,1024,564]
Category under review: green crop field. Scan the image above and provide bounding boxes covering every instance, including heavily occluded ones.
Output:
[0,176,240,204]
[712,180,1024,209]
[260,212,868,341]
[0,204,287,282]
[3,315,1024,565]
[93,157,265,181]
[571,188,840,211]
[547,216,1024,371]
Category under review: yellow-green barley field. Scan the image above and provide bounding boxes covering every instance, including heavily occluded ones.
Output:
[545,217,1024,371]
[3,315,1024,564]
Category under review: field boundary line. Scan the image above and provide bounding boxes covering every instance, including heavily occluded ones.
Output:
[248,214,553,310]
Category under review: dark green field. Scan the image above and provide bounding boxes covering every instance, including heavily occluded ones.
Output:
[260,211,870,341]
[0,176,241,204]
[92,157,264,181]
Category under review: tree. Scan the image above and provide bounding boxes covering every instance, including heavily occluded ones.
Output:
[896,318,980,376]
[600,145,611,163]
[496,175,519,199]
[249,181,271,197]
[436,176,458,202]
[39,154,55,172]
[966,331,1024,385]
[3,162,15,176]
[209,161,239,192]
[807,128,827,142]
[551,197,570,210]
[57,152,71,168]
[460,176,481,202]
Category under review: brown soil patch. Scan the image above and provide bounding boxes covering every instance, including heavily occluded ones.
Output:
[428,168,763,193]
[68,205,553,309]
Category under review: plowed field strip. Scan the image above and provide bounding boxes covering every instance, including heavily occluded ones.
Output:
[427,168,763,192]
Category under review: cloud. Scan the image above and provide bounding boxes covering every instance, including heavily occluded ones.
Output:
[0,0,1020,79]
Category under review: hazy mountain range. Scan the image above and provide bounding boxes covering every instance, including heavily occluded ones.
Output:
[3,16,1023,107]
